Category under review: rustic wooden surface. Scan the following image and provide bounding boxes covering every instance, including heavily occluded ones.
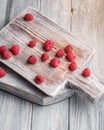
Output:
[0,0,104,130]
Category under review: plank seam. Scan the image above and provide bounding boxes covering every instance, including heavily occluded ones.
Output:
[68,98,71,130]
[69,1,72,129]
[4,0,13,26]
[70,0,73,31]
[30,104,34,130]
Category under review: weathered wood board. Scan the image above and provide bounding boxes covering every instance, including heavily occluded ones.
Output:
[0,7,95,97]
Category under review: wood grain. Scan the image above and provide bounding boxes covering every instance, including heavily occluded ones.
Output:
[0,1,33,130]
[10,0,41,20]
[31,1,71,130]
[39,0,71,31]
[32,99,69,130]
[0,90,32,130]
[70,0,104,129]
[0,0,7,29]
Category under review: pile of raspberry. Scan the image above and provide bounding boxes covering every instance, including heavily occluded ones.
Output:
[0,44,20,77]
[0,13,91,84]
[26,38,91,84]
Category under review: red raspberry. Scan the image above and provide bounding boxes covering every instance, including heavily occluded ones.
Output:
[11,44,20,55]
[28,55,37,64]
[0,45,7,54]
[82,68,91,77]
[2,51,12,59]
[69,62,77,71]
[50,58,60,67]
[67,52,76,62]
[35,75,45,84]
[28,40,36,48]
[65,45,73,53]
[43,39,54,51]
[56,48,64,58]
[24,13,34,21]
[41,53,49,62]
[0,67,6,77]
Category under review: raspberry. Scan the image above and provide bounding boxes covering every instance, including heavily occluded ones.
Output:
[82,68,91,77]
[0,45,7,54]
[56,48,64,58]
[50,58,60,67]
[69,62,77,71]
[43,39,54,51]
[67,52,76,62]
[28,40,36,48]
[0,67,6,77]
[65,45,73,53]
[24,13,34,21]
[41,53,49,62]
[11,44,20,55]
[28,55,37,64]
[35,75,45,84]
[2,51,12,59]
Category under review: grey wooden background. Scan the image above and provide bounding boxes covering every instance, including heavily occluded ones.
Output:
[0,0,104,130]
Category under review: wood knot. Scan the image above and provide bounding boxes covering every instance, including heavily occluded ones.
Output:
[71,8,74,15]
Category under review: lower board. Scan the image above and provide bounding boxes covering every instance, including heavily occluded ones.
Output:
[0,63,74,105]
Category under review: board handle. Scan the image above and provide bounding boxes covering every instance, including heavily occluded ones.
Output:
[67,73,104,101]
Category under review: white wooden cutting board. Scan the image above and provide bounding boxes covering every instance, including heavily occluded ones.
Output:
[0,7,104,101]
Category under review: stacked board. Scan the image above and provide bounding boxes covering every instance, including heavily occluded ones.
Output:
[0,7,104,105]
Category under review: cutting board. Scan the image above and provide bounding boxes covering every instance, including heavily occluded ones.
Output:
[0,7,104,103]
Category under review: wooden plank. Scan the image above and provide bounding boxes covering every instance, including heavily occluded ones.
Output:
[0,0,7,29]
[39,0,71,31]
[32,99,69,130]
[32,1,70,130]
[0,1,37,129]
[10,0,41,20]
[0,7,95,97]
[70,0,104,129]
[0,90,32,130]
[70,94,104,130]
